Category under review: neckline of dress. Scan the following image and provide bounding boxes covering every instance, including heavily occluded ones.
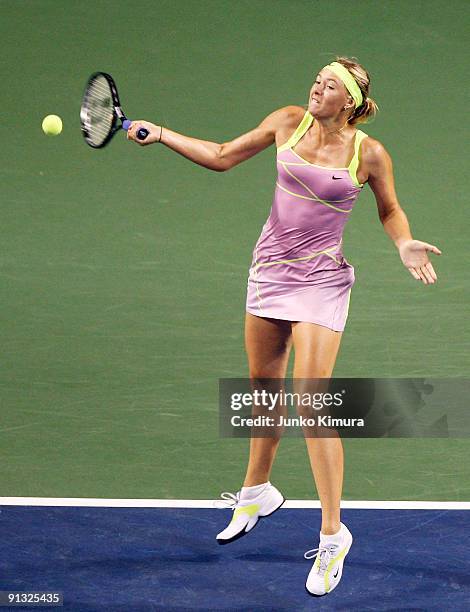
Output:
[288,147,350,170]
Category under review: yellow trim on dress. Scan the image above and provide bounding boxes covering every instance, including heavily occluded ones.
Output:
[252,243,342,269]
[349,130,368,188]
[275,181,352,213]
[277,111,313,153]
[345,287,352,320]
[277,111,368,189]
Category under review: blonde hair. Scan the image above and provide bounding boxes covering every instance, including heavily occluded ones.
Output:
[334,56,379,125]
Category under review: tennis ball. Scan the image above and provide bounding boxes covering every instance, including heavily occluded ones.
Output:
[42,115,63,136]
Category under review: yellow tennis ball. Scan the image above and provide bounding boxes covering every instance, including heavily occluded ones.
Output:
[42,114,63,136]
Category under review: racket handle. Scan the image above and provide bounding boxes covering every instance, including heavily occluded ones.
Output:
[122,119,149,141]
[137,128,149,140]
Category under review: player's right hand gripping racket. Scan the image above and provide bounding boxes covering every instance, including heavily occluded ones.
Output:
[80,72,148,148]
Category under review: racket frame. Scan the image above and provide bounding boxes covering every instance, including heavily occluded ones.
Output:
[80,71,129,149]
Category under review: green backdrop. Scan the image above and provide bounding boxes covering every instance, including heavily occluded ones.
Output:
[1,0,469,500]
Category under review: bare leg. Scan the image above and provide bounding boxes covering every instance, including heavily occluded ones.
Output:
[291,322,343,535]
[243,313,292,486]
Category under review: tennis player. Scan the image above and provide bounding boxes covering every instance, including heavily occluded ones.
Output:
[127,56,441,597]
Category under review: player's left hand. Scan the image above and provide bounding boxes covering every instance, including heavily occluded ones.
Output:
[398,239,442,284]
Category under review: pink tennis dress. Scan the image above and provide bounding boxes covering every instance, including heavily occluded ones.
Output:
[246,111,369,332]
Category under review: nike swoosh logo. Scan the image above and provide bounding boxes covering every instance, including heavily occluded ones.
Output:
[332,176,343,180]
[333,567,339,578]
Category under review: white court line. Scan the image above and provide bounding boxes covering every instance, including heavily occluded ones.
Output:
[0,497,469,510]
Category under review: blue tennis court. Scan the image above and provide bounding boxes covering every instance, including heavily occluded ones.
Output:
[1,502,469,610]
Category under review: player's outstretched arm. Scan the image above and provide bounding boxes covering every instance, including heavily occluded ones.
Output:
[126,107,295,172]
[366,140,442,285]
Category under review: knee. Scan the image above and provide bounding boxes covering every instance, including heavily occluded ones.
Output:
[294,363,334,378]
[249,369,284,381]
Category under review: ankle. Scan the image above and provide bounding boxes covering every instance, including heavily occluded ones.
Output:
[320,522,341,536]
[243,476,270,487]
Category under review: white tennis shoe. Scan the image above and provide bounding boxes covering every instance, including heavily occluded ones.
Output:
[215,482,285,545]
[305,522,353,596]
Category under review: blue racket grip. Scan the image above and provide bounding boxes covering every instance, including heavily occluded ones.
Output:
[122,119,149,140]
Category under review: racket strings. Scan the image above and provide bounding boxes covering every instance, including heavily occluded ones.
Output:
[82,76,114,146]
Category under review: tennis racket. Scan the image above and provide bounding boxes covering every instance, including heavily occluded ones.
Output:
[80,72,149,148]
